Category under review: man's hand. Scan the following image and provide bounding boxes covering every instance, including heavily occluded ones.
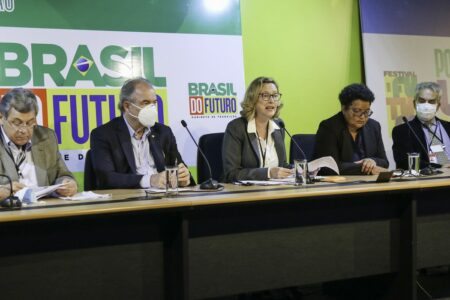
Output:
[177,163,190,187]
[12,181,25,193]
[150,172,166,189]
[0,181,23,200]
[56,178,78,197]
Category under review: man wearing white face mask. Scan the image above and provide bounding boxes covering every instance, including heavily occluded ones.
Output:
[90,77,194,189]
[392,82,450,170]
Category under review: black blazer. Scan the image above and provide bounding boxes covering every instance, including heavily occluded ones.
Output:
[313,112,389,175]
[222,117,289,182]
[90,117,194,189]
[392,116,450,170]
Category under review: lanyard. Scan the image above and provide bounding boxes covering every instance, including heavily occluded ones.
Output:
[424,122,444,148]
[0,130,27,178]
[256,123,269,167]
[256,133,267,167]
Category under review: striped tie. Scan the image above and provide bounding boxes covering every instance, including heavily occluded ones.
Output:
[16,149,26,167]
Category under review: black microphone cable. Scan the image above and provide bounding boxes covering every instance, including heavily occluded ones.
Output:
[181,120,222,190]
[0,174,21,209]
[278,120,312,184]
[401,116,441,176]
[278,120,308,161]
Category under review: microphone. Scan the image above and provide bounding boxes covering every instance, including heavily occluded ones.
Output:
[278,120,312,183]
[0,174,21,209]
[278,120,308,160]
[401,116,441,175]
[181,120,222,190]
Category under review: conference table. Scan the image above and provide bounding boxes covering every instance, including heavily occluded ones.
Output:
[1,171,450,300]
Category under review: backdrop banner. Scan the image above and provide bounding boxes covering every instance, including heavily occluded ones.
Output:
[0,0,244,187]
[360,0,450,167]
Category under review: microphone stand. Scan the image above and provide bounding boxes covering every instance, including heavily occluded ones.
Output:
[181,120,222,190]
[278,120,313,184]
[0,174,21,209]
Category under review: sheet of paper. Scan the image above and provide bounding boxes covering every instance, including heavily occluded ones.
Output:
[308,156,339,175]
[145,187,197,193]
[15,183,67,203]
[60,191,112,201]
[33,183,66,199]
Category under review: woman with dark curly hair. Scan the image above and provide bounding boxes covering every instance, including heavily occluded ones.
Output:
[222,77,292,182]
[313,83,389,175]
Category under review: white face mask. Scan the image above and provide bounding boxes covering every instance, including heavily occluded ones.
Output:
[129,103,157,127]
[416,102,437,122]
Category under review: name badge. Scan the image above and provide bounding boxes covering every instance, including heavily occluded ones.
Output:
[429,152,438,164]
[430,144,445,153]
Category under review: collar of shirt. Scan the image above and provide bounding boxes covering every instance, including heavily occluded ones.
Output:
[123,116,151,140]
[247,118,280,169]
[247,118,280,136]
[419,117,438,129]
[0,126,32,151]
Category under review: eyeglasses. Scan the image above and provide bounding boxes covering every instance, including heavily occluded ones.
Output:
[259,93,282,102]
[416,97,438,105]
[6,119,36,131]
[350,108,373,118]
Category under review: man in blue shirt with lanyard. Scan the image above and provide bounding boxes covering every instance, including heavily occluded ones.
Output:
[392,82,450,170]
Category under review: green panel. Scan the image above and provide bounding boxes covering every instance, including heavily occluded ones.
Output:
[72,171,84,192]
[188,166,198,184]
[241,0,363,156]
[0,0,241,35]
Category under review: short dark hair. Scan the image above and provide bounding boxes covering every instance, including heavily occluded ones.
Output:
[339,83,375,108]
[0,88,39,118]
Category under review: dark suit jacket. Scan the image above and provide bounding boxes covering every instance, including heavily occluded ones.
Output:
[313,112,389,175]
[90,117,194,189]
[392,116,450,170]
[0,126,74,186]
[222,117,289,182]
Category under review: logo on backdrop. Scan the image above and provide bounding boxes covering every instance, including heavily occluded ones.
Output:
[0,0,14,12]
[0,43,166,87]
[188,82,239,119]
[383,47,450,135]
[0,42,167,169]
[384,70,417,128]
[434,48,450,118]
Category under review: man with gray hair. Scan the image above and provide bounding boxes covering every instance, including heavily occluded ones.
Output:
[392,81,450,169]
[0,88,77,199]
[90,77,193,189]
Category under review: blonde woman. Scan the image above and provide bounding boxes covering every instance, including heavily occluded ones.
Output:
[222,77,292,182]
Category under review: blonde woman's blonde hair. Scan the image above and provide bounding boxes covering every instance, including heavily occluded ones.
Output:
[240,77,283,121]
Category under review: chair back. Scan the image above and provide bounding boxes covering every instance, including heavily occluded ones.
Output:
[289,134,316,163]
[84,149,97,191]
[197,133,225,183]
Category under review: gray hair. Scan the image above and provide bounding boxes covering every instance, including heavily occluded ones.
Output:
[414,82,441,102]
[118,77,153,112]
[0,88,39,118]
